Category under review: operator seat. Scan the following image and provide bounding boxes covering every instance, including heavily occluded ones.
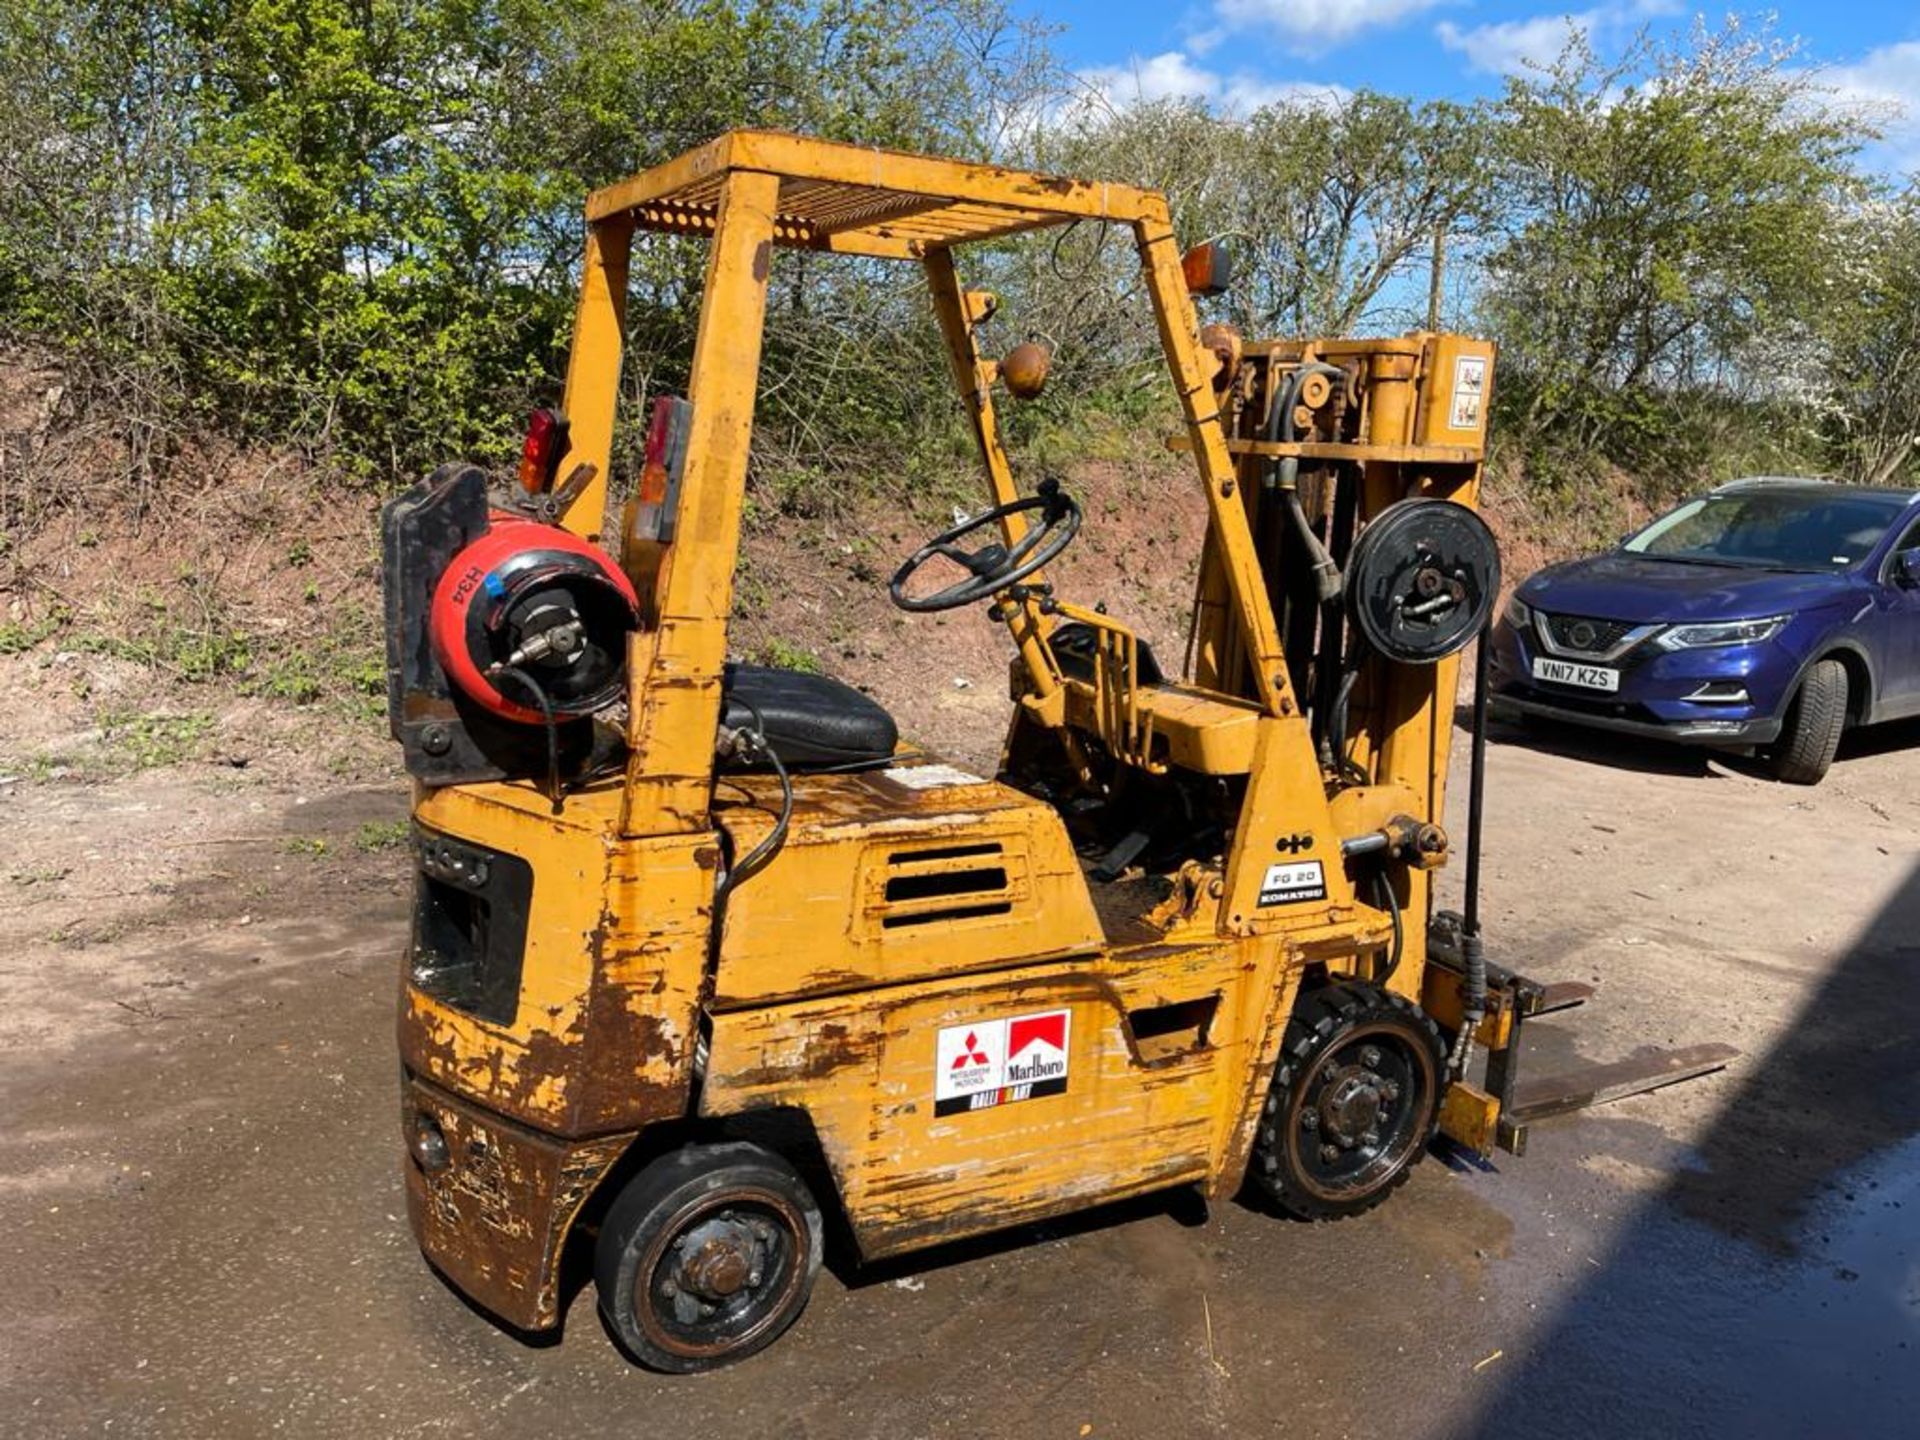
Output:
[721,662,899,769]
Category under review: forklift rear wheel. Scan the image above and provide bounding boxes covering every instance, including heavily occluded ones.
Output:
[594,1142,824,1372]
[1251,982,1444,1221]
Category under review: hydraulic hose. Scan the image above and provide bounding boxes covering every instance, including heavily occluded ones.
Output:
[492,663,563,814]
[1327,662,1362,773]
[1449,627,1493,1076]
[1262,362,1347,605]
[713,697,793,907]
[1371,867,1404,984]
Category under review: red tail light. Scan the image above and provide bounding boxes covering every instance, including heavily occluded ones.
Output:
[637,400,673,511]
[627,397,693,547]
[517,408,570,495]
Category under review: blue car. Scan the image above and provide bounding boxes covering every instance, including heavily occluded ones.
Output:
[1490,477,1920,783]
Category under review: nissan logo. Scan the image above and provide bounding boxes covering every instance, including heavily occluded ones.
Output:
[1568,620,1598,649]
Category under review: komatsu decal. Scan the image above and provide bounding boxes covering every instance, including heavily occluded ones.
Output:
[1259,859,1327,906]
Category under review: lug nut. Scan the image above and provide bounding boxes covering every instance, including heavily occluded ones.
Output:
[1359,1046,1381,1069]
[1301,1111,1319,1131]
[1320,1144,1340,1164]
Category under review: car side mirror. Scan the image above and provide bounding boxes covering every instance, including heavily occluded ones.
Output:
[1897,547,1920,587]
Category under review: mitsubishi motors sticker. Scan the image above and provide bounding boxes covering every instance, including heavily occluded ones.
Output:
[934,1008,1071,1116]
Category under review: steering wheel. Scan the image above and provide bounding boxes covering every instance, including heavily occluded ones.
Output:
[888,479,1082,613]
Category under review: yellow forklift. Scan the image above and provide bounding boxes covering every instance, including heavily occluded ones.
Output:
[381,130,1732,1371]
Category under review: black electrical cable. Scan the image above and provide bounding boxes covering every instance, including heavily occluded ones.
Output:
[1327,662,1362,777]
[1371,867,1404,983]
[809,748,921,774]
[1450,627,1493,1076]
[494,664,563,814]
[714,696,793,905]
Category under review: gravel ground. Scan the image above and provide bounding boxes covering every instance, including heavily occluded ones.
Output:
[2,709,1916,1439]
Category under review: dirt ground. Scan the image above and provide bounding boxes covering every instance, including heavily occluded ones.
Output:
[2,654,1917,1437]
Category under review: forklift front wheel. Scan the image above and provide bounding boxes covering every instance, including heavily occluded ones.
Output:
[1250,983,1445,1221]
[593,1142,825,1373]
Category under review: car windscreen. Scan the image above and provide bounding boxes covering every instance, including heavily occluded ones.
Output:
[1623,491,1908,572]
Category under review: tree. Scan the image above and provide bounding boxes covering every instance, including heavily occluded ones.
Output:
[1480,19,1869,451]
[1817,191,1920,485]
[0,0,1059,485]
[1001,90,1494,406]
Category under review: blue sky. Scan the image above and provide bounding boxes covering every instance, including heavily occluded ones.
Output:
[1043,1,1920,172]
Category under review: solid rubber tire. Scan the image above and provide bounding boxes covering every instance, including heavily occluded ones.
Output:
[1249,981,1445,1221]
[593,1142,824,1373]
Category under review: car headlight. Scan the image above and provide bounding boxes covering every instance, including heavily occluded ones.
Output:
[1653,616,1787,650]
[1503,594,1531,630]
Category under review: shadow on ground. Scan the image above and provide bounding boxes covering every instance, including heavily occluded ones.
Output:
[1470,705,1920,785]
[1456,862,1920,1438]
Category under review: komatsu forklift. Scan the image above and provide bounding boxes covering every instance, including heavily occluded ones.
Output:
[382,131,1731,1371]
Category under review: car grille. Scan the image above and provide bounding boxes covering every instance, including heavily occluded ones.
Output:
[1537,612,1640,657]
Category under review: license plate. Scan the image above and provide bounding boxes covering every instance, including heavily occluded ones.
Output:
[1532,657,1619,693]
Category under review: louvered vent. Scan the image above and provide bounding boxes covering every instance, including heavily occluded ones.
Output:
[879,842,1012,929]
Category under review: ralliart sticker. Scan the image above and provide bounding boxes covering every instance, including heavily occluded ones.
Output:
[934,1009,1071,1116]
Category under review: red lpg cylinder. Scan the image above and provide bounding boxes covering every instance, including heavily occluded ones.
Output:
[428,514,640,724]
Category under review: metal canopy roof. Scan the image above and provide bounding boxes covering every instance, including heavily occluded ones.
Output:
[585,129,1160,260]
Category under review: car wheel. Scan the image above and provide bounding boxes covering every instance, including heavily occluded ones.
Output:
[1765,658,1847,785]
[594,1142,824,1372]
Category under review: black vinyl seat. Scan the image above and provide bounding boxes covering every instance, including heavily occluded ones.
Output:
[721,663,899,769]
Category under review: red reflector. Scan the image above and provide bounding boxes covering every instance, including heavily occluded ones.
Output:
[518,408,569,494]
[637,401,672,507]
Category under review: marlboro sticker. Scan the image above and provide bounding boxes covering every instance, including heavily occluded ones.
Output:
[934,1008,1071,1116]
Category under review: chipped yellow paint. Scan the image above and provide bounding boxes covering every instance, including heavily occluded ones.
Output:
[404,779,711,1137]
[400,132,1502,1322]
[710,761,1102,1009]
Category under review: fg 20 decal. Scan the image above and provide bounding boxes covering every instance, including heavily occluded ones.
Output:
[1259,859,1327,906]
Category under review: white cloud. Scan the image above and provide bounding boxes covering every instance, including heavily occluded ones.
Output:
[1073,50,1350,118]
[1062,0,1434,127]
[1215,0,1445,53]
[1185,27,1227,59]
[1435,0,1683,78]
[1436,11,1600,76]
[1819,41,1920,176]
[1077,50,1221,106]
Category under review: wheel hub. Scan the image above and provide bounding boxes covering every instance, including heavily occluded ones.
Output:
[1318,1065,1388,1148]
[672,1217,765,1302]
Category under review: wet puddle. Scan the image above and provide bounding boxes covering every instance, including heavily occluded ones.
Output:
[1463,1131,1920,1438]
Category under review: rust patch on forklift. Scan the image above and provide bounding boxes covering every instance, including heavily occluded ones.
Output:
[404,1077,635,1330]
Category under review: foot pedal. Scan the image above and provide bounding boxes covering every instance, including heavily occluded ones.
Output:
[1091,829,1151,883]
